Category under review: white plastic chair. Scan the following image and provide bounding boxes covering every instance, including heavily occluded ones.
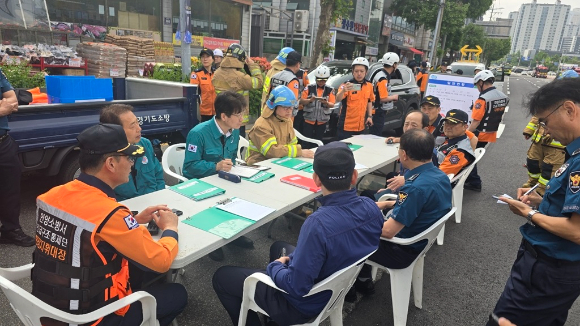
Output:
[366,207,456,326]
[238,136,250,161]
[450,148,486,224]
[294,128,323,147]
[0,264,159,326]
[238,250,377,326]
[161,143,188,183]
[435,174,456,245]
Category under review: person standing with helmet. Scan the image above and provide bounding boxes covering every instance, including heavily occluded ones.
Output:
[416,61,429,98]
[335,57,375,140]
[370,52,400,136]
[465,70,509,191]
[474,63,485,75]
[190,47,216,122]
[299,66,336,146]
[213,43,263,137]
[213,48,224,69]
[263,51,303,119]
[261,47,295,107]
[246,85,315,166]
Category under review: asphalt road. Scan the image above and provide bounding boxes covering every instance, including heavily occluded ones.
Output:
[1,74,579,325]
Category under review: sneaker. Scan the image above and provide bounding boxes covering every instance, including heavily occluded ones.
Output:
[464,183,482,192]
[0,228,35,247]
[354,279,375,295]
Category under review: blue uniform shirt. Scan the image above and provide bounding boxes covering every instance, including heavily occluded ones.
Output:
[0,67,14,131]
[114,138,165,201]
[183,117,239,179]
[388,162,452,252]
[521,136,580,261]
[266,188,383,317]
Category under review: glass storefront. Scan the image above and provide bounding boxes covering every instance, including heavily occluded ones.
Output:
[172,0,242,41]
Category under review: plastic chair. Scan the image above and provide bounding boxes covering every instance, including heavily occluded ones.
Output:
[238,136,249,161]
[450,148,486,224]
[161,143,188,183]
[435,174,456,245]
[238,250,377,326]
[0,264,159,326]
[294,128,323,147]
[366,207,456,326]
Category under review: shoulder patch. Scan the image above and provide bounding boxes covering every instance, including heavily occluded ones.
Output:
[398,191,409,205]
[555,163,569,178]
[188,144,198,153]
[141,156,148,164]
[573,148,580,156]
[475,102,482,110]
[123,215,140,230]
[294,83,299,89]
[570,171,580,194]
[407,173,420,181]
[449,155,460,164]
[190,73,197,79]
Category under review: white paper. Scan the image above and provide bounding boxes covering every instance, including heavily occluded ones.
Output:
[355,163,368,170]
[352,134,382,139]
[229,165,261,178]
[216,198,275,222]
[495,194,512,204]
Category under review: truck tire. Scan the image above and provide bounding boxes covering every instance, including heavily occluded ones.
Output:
[57,152,80,185]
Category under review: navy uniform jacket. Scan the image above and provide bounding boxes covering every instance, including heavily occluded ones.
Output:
[183,117,239,179]
[0,68,14,131]
[388,162,452,252]
[521,136,580,261]
[115,138,165,201]
[266,188,383,316]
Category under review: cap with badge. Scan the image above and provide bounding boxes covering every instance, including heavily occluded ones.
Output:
[420,95,441,107]
[199,48,214,58]
[77,123,145,157]
[442,109,469,124]
[286,51,302,64]
[313,142,355,181]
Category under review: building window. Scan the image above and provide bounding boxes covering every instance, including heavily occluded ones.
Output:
[173,0,242,41]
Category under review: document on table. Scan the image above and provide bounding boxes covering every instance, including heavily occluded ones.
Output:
[355,163,368,170]
[215,197,275,222]
[229,165,261,178]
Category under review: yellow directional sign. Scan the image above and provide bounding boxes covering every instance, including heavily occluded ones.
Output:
[459,45,483,63]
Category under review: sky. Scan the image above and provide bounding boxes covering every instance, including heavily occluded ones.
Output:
[483,0,579,20]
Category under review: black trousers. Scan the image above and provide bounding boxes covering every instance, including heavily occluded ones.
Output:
[358,240,420,280]
[301,122,326,149]
[212,241,314,326]
[0,135,22,231]
[100,283,188,326]
[488,241,580,326]
[466,141,487,187]
[293,110,305,133]
[369,109,385,136]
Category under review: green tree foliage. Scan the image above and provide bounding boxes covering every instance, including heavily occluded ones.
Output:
[461,24,486,49]
[2,63,46,89]
[312,0,352,66]
[481,38,511,64]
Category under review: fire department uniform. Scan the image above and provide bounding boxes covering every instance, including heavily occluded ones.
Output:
[261,58,286,107]
[301,84,335,143]
[293,69,310,134]
[416,68,429,97]
[32,173,185,325]
[435,134,476,176]
[262,68,300,114]
[212,56,263,134]
[337,79,375,140]
[370,69,394,136]
[246,103,302,166]
[522,116,566,196]
[190,66,216,122]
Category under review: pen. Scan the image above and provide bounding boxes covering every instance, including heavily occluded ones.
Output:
[523,183,540,197]
[235,158,246,165]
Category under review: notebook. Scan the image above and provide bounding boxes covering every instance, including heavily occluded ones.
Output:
[169,179,225,201]
[229,165,261,178]
[280,174,321,192]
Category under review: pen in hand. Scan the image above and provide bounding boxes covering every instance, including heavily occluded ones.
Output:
[522,183,540,197]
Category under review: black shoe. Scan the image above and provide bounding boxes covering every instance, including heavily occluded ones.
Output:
[354,279,375,295]
[208,248,224,261]
[345,286,357,303]
[464,183,482,192]
[0,228,35,247]
[230,236,254,249]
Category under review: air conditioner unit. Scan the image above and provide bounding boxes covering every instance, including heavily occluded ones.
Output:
[266,12,280,31]
[294,10,309,32]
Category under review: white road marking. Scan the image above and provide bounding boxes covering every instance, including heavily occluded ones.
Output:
[507,91,510,95]
[505,106,509,113]
[497,123,506,139]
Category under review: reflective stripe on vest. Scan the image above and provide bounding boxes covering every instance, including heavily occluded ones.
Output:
[436,138,474,165]
[372,70,394,111]
[270,70,298,96]
[303,85,333,123]
[479,89,509,133]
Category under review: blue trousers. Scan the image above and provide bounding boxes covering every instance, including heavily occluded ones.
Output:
[488,240,580,326]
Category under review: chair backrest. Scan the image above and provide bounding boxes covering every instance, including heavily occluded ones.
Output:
[238,136,249,161]
[0,264,158,326]
[451,148,485,185]
[305,249,377,324]
[294,128,324,147]
[161,143,188,183]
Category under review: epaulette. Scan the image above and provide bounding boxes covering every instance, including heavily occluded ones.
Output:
[407,173,420,182]
[572,148,580,156]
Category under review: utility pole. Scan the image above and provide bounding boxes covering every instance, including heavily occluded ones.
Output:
[429,0,445,65]
[180,0,191,80]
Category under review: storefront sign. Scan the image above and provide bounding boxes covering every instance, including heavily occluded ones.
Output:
[110,27,162,41]
[403,35,415,47]
[382,15,392,36]
[203,37,239,49]
[365,46,378,56]
[390,32,404,46]
[340,19,369,35]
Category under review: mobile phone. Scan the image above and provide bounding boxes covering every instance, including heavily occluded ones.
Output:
[147,219,159,236]
[351,83,362,91]
[314,96,324,101]
[171,208,183,216]
[488,313,500,326]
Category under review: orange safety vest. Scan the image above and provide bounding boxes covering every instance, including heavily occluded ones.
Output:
[32,180,132,325]
[190,67,216,116]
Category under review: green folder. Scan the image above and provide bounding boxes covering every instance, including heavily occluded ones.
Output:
[348,144,363,151]
[182,207,254,239]
[243,171,276,183]
[272,157,312,171]
[169,179,225,201]
[302,166,315,174]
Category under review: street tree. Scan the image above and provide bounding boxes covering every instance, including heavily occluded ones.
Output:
[461,24,486,49]
[481,38,511,65]
[312,0,352,66]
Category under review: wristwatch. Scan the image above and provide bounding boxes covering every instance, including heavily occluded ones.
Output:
[526,209,539,226]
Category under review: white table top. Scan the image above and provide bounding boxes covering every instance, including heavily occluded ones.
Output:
[121,135,399,269]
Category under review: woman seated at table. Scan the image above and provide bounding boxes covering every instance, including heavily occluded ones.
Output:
[246,85,315,165]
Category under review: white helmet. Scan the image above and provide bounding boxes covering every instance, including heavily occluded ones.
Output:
[382,52,400,66]
[426,61,431,68]
[352,57,369,69]
[213,49,224,57]
[474,63,485,72]
[474,70,495,84]
[315,66,330,79]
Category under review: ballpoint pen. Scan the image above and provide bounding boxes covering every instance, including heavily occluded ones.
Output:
[523,183,540,197]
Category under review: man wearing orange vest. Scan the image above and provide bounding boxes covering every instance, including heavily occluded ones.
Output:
[191,47,216,122]
[32,123,187,326]
[415,61,429,98]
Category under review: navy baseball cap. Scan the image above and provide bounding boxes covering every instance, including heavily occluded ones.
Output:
[442,109,469,124]
[313,141,355,181]
[78,124,145,156]
[421,95,441,106]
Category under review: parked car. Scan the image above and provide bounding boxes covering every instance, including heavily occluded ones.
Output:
[307,60,421,138]
[513,68,524,74]
[503,67,512,76]
[522,70,533,76]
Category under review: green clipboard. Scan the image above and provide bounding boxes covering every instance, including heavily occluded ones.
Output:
[169,179,225,201]
[182,207,254,239]
[272,157,312,171]
[243,171,276,183]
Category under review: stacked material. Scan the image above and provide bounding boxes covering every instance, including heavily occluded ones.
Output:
[106,35,154,76]
[154,41,174,63]
[76,42,127,78]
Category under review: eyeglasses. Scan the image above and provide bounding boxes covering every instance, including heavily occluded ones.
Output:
[230,112,243,118]
[538,102,565,128]
[107,154,135,164]
[278,106,294,111]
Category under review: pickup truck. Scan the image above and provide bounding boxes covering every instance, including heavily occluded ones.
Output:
[9,78,199,183]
